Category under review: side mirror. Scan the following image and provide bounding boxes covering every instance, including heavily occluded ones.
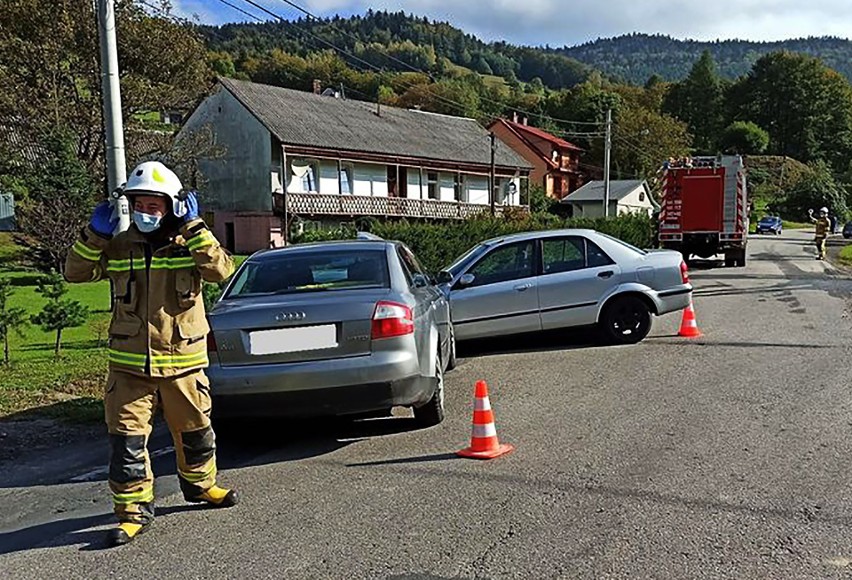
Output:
[457,273,476,288]
[413,275,429,289]
[435,270,453,285]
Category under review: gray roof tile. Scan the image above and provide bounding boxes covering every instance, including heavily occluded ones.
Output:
[219,78,532,171]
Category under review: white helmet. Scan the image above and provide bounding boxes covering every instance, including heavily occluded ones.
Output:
[820,207,829,214]
[116,161,188,218]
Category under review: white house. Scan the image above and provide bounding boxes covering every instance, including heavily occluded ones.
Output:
[562,180,659,218]
[178,78,532,253]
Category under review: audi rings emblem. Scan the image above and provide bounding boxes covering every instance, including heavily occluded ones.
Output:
[275,311,307,322]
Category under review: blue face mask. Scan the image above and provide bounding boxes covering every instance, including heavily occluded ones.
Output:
[133,212,162,233]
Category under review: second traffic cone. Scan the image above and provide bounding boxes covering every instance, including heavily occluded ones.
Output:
[457,381,514,460]
[678,298,702,338]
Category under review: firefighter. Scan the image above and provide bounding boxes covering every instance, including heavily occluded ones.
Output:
[65,161,237,546]
[808,207,831,260]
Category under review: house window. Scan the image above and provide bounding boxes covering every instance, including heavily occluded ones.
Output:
[639,191,646,202]
[427,172,439,200]
[290,159,319,193]
[339,163,353,195]
[454,174,464,202]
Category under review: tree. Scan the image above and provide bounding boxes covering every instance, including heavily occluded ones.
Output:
[614,106,692,177]
[720,121,770,154]
[663,51,724,153]
[31,272,89,358]
[782,160,848,221]
[727,52,852,172]
[0,0,211,179]
[14,128,96,271]
[0,279,28,365]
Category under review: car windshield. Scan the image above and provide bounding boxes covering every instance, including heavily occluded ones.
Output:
[595,233,647,255]
[225,249,390,298]
[759,217,778,223]
[446,244,489,278]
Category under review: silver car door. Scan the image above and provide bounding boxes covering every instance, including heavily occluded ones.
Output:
[450,240,541,340]
[538,236,622,329]
[395,245,434,376]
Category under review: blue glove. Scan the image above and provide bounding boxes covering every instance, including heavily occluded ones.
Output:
[179,191,200,223]
[89,202,118,236]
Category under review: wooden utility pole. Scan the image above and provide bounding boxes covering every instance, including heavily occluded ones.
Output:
[490,132,497,217]
[281,144,289,246]
[603,108,612,218]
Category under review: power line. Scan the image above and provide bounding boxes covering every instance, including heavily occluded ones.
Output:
[212,0,266,23]
[260,0,605,129]
[269,0,434,78]
[230,0,475,116]
[615,135,660,166]
[138,0,233,45]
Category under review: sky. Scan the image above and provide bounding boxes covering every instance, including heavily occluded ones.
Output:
[171,0,852,46]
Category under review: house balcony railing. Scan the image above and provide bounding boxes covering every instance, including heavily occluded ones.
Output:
[273,192,527,220]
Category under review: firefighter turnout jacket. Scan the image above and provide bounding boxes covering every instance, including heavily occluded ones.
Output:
[65,219,234,377]
[815,217,831,238]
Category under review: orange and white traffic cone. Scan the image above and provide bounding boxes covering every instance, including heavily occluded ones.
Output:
[457,380,514,460]
[678,298,702,338]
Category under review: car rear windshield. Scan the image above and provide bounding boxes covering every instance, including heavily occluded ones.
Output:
[225,249,390,298]
[595,233,647,256]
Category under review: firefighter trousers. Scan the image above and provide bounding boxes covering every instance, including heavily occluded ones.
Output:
[105,369,218,524]
[816,236,827,259]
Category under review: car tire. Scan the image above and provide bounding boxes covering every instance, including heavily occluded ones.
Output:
[600,295,653,345]
[413,352,445,427]
[446,325,457,371]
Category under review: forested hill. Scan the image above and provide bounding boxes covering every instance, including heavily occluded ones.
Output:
[558,34,852,84]
[203,10,596,89]
[205,13,852,88]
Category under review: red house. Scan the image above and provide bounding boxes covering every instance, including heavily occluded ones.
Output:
[489,116,584,200]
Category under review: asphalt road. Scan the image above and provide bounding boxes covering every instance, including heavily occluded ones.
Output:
[3,230,852,579]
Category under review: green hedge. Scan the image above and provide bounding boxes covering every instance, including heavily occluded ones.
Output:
[293,213,656,274]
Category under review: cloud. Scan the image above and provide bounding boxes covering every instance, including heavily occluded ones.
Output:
[193,0,852,45]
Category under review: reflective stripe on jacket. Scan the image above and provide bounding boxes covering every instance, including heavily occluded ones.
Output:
[65,219,234,378]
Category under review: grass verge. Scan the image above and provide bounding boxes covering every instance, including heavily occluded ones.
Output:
[838,245,852,267]
[1,234,111,422]
[782,221,814,230]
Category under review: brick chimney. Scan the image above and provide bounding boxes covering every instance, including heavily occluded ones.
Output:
[313,79,322,95]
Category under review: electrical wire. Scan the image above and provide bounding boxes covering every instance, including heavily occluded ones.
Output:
[259,0,606,129]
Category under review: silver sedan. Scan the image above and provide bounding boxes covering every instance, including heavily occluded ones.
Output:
[206,240,454,425]
[437,229,693,344]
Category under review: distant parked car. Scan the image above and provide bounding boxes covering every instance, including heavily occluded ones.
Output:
[437,230,693,345]
[843,221,852,239]
[755,216,783,235]
[207,240,454,426]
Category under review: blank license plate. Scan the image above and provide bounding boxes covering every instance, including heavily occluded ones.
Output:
[248,325,337,356]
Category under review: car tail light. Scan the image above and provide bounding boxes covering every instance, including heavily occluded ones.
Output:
[680,261,690,284]
[207,332,218,352]
[371,301,414,339]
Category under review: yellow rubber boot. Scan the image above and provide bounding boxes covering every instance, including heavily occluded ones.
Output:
[189,485,238,508]
[107,521,151,547]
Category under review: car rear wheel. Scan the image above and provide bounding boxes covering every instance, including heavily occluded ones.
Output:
[413,352,445,427]
[600,295,652,345]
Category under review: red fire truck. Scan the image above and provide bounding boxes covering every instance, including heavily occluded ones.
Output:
[658,155,748,267]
